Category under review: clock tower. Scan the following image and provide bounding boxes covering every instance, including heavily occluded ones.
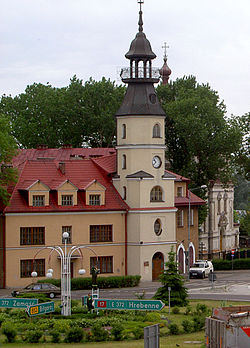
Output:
[113,1,177,281]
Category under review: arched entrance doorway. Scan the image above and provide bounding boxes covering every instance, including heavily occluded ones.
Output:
[152,252,164,281]
[178,247,185,274]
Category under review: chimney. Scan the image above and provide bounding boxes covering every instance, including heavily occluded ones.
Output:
[61,144,72,149]
[59,162,65,174]
[37,144,48,150]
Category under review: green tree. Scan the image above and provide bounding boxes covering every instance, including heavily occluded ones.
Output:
[156,76,242,188]
[0,115,18,205]
[154,248,188,306]
[0,76,125,148]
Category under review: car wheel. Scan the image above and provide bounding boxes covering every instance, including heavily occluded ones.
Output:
[49,292,55,299]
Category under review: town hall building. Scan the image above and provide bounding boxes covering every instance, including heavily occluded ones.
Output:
[0,3,204,288]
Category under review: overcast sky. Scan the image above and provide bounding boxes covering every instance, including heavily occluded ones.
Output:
[1,0,249,116]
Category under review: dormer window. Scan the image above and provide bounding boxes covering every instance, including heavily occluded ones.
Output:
[61,195,73,206]
[85,180,106,206]
[153,124,161,138]
[33,195,45,207]
[89,194,101,206]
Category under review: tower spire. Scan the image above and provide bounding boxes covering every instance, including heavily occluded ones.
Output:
[159,42,171,85]
[138,0,144,32]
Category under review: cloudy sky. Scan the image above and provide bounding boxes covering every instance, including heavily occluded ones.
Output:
[1,0,249,116]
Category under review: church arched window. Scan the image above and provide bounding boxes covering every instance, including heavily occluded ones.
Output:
[153,124,161,138]
[122,154,126,169]
[150,186,163,202]
[122,124,126,139]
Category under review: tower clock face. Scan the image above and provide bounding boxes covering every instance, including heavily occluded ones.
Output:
[152,156,162,168]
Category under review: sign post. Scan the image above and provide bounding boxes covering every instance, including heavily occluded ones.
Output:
[0,298,38,309]
[94,299,164,311]
[27,301,55,317]
[232,249,235,270]
[168,287,171,315]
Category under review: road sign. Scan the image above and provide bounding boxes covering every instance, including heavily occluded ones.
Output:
[94,299,164,311]
[0,298,38,309]
[27,301,55,317]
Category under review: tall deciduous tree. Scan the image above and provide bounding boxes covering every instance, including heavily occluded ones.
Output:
[0,115,18,205]
[156,76,242,188]
[0,76,125,148]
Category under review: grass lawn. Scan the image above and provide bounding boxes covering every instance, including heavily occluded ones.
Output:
[0,300,249,347]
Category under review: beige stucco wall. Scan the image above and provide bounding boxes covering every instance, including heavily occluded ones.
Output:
[5,212,126,287]
[117,116,165,146]
[126,210,176,281]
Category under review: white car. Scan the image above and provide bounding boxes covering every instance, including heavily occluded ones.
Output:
[189,260,214,279]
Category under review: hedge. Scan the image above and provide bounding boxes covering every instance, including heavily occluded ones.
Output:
[38,275,141,290]
[213,258,250,270]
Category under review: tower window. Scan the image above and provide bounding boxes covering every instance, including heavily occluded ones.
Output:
[150,186,163,202]
[154,219,162,236]
[122,124,126,139]
[177,187,183,197]
[122,154,127,169]
[153,124,161,138]
[177,210,184,227]
[123,186,127,200]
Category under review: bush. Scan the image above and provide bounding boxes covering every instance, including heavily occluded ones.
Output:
[182,319,193,333]
[38,275,141,290]
[168,323,179,335]
[132,327,144,340]
[212,258,250,270]
[1,322,17,343]
[193,315,206,331]
[25,329,43,343]
[64,327,84,343]
[16,292,48,303]
[184,305,192,315]
[195,303,209,316]
[111,323,124,341]
[172,306,180,314]
[50,330,61,343]
[91,323,109,342]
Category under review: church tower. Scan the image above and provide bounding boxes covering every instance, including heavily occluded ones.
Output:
[113,0,176,281]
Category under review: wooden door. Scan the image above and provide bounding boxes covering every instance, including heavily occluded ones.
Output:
[152,252,164,281]
[189,246,194,267]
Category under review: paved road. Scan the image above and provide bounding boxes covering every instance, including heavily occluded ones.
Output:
[1,270,250,302]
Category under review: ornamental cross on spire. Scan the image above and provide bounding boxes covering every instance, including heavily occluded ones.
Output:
[162,42,169,59]
[138,0,144,12]
[137,0,144,32]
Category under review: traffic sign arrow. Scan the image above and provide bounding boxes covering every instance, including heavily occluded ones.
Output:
[27,301,55,316]
[94,299,165,311]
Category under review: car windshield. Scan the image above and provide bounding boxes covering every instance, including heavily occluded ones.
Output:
[192,263,205,268]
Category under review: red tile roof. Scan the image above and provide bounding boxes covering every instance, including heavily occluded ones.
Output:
[13,148,116,168]
[5,158,128,213]
[175,191,205,206]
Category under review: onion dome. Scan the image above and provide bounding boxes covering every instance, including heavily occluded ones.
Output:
[159,57,172,85]
[159,43,171,85]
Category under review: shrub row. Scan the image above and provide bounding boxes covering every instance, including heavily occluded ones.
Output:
[212,258,250,270]
[38,275,141,290]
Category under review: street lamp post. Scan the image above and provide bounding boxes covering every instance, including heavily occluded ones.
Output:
[32,233,99,316]
[187,185,206,280]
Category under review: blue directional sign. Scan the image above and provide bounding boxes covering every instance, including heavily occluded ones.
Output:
[0,298,38,309]
[94,299,165,311]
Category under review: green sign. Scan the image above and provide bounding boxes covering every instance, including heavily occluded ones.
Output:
[94,299,165,311]
[27,301,55,317]
[0,298,38,309]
